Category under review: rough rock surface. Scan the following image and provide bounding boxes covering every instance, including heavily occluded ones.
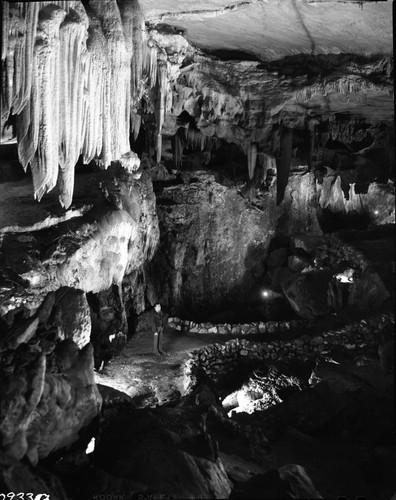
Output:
[145,170,275,316]
[0,164,159,317]
[146,168,325,317]
[92,406,233,499]
[0,291,102,464]
[0,451,69,500]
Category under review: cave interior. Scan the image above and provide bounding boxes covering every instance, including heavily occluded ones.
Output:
[0,0,395,499]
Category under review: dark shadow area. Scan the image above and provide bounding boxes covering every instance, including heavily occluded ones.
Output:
[318,208,371,232]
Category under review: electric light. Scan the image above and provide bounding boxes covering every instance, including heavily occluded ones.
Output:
[262,290,269,298]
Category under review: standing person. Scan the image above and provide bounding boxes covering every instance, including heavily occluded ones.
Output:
[153,303,167,355]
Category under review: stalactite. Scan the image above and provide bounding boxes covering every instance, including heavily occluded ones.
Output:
[1,2,9,61]
[200,133,206,152]
[131,0,144,100]
[247,143,257,180]
[173,128,185,169]
[32,5,68,202]
[262,153,276,183]
[186,129,204,150]
[144,38,157,88]
[155,133,162,164]
[81,16,106,165]
[154,51,168,163]
[131,111,141,141]
[117,0,144,100]
[297,76,375,103]
[12,3,38,116]
[58,8,88,207]
[305,118,316,170]
[276,128,293,205]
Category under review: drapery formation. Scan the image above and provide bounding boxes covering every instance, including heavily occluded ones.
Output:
[172,127,220,169]
[1,0,147,208]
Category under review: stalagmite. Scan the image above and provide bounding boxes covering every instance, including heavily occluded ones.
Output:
[247,143,257,180]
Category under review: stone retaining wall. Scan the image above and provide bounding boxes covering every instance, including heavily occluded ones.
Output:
[191,313,394,384]
[168,317,307,335]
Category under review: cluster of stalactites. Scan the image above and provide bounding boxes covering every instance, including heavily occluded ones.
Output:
[173,127,219,168]
[296,75,377,104]
[328,118,367,144]
[1,0,144,209]
[1,2,78,126]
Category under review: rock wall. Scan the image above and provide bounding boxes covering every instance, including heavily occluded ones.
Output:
[0,162,159,463]
[0,289,102,464]
[145,171,276,317]
[0,164,159,317]
[144,169,326,318]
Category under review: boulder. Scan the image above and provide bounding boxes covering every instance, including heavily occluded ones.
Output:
[281,271,332,320]
[268,247,288,269]
[0,451,68,500]
[230,466,322,499]
[92,407,232,499]
[348,270,390,312]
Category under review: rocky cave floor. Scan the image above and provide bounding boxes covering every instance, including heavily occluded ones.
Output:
[0,162,395,500]
[2,304,395,499]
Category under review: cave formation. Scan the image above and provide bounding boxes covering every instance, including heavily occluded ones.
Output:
[0,0,395,498]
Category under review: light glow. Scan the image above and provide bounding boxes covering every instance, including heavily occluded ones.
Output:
[334,268,354,283]
[85,437,95,454]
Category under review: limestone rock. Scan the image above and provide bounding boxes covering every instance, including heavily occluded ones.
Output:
[0,331,101,464]
[0,166,159,318]
[3,316,39,350]
[281,271,332,320]
[0,451,69,500]
[278,464,323,499]
[52,288,91,348]
[93,407,232,499]
[348,270,390,313]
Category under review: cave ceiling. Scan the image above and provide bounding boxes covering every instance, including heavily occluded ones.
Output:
[141,0,394,123]
[140,0,393,62]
